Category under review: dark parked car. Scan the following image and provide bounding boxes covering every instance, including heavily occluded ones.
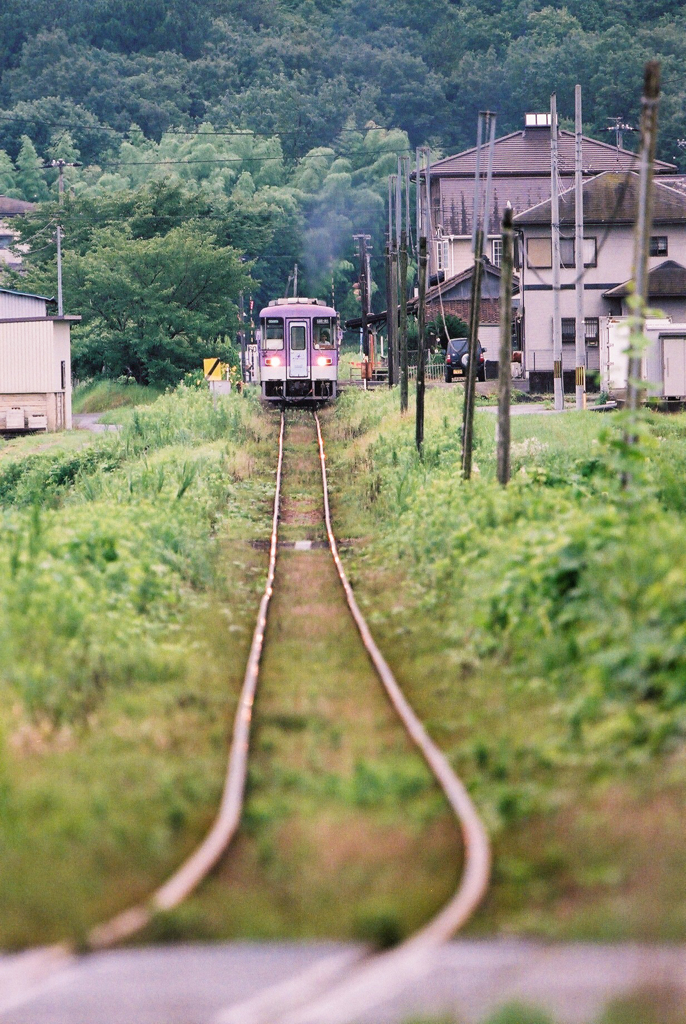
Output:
[444,338,486,382]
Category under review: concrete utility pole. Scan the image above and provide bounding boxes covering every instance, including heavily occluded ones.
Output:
[416,236,427,453]
[462,110,496,480]
[354,234,372,358]
[293,262,298,297]
[386,176,396,386]
[497,207,515,485]
[574,84,586,410]
[45,158,81,317]
[550,93,564,412]
[624,61,661,456]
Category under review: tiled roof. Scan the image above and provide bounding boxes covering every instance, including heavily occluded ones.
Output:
[603,260,686,299]
[440,177,554,235]
[0,196,34,216]
[514,171,686,226]
[424,130,675,177]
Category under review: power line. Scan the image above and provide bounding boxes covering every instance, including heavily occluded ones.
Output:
[0,111,402,140]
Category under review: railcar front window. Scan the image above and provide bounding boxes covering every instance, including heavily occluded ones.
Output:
[263,318,284,350]
[313,318,335,349]
[291,325,306,350]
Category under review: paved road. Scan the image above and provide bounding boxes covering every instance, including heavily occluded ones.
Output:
[73,413,121,433]
[1,940,684,1024]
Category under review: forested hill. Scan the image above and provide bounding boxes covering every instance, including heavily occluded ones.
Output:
[2,0,686,384]
[1,0,686,168]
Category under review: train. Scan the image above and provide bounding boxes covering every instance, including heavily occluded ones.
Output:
[257,297,339,402]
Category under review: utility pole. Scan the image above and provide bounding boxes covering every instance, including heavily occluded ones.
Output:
[385,237,394,386]
[293,262,298,297]
[238,291,246,382]
[624,61,661,460]
[551,93,564,412]
[416,236,427,453]
[574,84,586,410]
[44,158,81,317]
[354,234,372,358]
[462,110,496,480]
[399,226,408,404]
[606,117,636,152]
[497,207,515,485]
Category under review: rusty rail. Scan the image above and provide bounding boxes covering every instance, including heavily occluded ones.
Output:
[88,410,286,949]
[284,411,492,1024]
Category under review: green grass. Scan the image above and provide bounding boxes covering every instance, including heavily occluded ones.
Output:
[72,380,163,414]
[0,386,277,947]
[323,386,686,941]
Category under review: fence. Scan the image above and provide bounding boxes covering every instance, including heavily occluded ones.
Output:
[409,362,446,381]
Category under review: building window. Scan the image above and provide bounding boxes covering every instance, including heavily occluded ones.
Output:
[559,237,598,268]
[583,237,597,267]
[560,317,600,346]
[436,239,449,272]
[561,318,576,344]
[491,238,502,267]
[560,238,575,267]
[585,317,600,346]
[527,236,552,269]
[61,361,67,390]
[650,235,668,257]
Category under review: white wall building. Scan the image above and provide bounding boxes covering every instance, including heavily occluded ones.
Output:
[0,289,79,431]
[513,171,686,390]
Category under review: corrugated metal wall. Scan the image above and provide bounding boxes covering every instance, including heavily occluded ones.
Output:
[0,321,55,392]
[0,293,47,318]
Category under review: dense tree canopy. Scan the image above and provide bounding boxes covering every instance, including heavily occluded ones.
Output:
[1,1,686,380]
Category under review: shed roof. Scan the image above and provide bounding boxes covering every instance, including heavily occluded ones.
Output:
[0,196,34,216]
[0,287,55,302]
[418,130,675,179]
[514,171,686,227]
[603,260,686,299]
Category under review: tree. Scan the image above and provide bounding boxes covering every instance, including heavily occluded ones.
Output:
[427,314,469,348]
[67,224,252,385]
[0,150,19,196]
[15,135,48,201]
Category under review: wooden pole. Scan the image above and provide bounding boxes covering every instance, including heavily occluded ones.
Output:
[399,227,408,399]
[625,61,660,433]
[574,84,586,410]
[497,208,515,485]
[551,93,564,412]
[416,236,427,453]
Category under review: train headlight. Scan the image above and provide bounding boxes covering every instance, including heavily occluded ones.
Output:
[317,356,333,366]
[266,356,281,366]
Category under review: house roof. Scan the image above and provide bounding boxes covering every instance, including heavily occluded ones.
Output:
[513,171,686,227]
[603,260,686,299]
[418,261,520,307]
[0,287,55,302]
[0,196,34,217]
[419,130,675,179]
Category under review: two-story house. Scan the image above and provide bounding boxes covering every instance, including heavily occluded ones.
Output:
[513,171,686,390]
[0,196,33,271]
[423,114,676,278]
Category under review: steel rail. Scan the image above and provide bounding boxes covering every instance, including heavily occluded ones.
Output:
[284,411,492,1024]
[88,411,286,949]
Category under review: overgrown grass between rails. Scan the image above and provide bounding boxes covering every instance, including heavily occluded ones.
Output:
[324,387,686,940]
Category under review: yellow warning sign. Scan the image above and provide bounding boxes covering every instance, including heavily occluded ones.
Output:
[204,358,227,381]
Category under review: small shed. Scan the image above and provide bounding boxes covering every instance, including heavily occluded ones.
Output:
[0,289,80,432]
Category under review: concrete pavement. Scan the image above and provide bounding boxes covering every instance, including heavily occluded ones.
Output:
[1,940,684,1024]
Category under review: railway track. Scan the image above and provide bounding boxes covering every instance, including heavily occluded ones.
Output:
[65,408,491,1018]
